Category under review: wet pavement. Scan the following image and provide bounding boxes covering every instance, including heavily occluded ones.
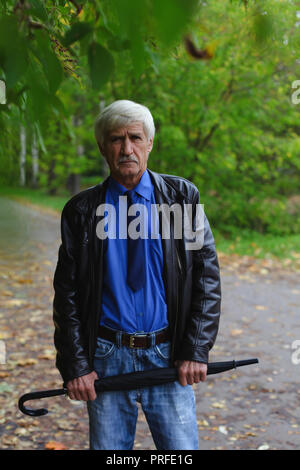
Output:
[0,197,299,450]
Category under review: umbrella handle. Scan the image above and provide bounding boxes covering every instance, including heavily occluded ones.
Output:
[18,388,67,417]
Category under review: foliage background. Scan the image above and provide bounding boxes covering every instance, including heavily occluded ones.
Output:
[1,0,300,244]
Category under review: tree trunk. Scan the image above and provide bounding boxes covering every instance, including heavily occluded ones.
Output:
[48,158,57,196]
[67,116,84,196]
[19,125,26,186]
[66,173,81,196]
[31,131,39,188]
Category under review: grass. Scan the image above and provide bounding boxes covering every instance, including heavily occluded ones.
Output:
[0,185,69,213]
[214,228,300,262]
[1,185,300,263]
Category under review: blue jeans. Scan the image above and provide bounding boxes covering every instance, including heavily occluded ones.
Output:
[87,329,199,450]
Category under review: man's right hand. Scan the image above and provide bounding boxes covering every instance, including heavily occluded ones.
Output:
[66,371,98,402]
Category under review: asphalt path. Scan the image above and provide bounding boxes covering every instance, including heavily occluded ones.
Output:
[0,197,299,450]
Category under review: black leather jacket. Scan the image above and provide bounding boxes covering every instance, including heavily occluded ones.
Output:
[53,169,222,383]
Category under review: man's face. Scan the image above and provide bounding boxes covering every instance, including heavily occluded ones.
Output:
[98,122,153,183]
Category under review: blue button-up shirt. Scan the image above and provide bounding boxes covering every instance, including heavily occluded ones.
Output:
[100,169,169,333]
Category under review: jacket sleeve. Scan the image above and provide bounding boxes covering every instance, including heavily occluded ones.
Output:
[178,190,222,364]
[53,202,93,384]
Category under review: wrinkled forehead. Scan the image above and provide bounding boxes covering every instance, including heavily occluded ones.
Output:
[105,121,148,139]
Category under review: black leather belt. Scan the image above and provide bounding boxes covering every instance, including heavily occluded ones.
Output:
[98,326,170,349]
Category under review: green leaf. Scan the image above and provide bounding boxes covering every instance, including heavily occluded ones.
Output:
[34,122,47,154]
[129,36,147,77]
[62,22,93,47]
[88,42,114,90]
[28,0,48,22]
[31,31,63,94]
[0,0,7,13]
[152,0,198,45]
[253,9,274,44]
[0,16,28,87]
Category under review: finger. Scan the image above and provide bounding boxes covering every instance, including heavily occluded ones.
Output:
[193,371,201,383]
[87,386,97,401]
[77,380,89,401]
[71,387,83,400]
[67,390,76,400]
[177,368,188,387]
[82,382,95,401]
[186,363,196,385]
[186,369,194,385]
[68,389,82,401]
[89,374,98,400]
[200,370,207,382]
[80,377,97,401]
[66,383,77,400]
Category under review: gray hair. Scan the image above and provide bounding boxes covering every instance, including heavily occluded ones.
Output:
[94,100,155,145]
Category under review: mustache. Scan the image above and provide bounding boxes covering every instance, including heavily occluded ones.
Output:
[118,155,138,164]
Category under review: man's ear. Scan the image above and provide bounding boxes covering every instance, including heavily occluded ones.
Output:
[147,138,153,153]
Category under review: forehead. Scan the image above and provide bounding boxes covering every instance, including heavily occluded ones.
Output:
[108,121,146,137]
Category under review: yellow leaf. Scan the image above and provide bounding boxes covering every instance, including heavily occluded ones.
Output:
[1,290,13,297]
[1,299,27,307]
[211,401,226,409]
[17,279,33,284]
[230,329,243,336]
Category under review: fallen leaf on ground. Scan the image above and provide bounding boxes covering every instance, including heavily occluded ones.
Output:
[45,441,68,450]
[17,279,33,284]
[219,426,228,435]
[0,299,27,307]
[0,372,10,378]
[197,419,209,426]
[37,350,56,360]
[1,290,13,297]
[211,401,227,409]
[17,358,38,367]
[230,329,243,336]
[258,443,269,450]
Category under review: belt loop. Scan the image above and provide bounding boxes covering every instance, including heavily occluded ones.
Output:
[150,331,156,347]
[116,330,122,348]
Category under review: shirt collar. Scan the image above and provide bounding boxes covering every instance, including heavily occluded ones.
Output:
[108,169,153,203]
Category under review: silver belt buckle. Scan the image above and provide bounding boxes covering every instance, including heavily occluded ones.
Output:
[129,333,148,348]
[129,335,135,348]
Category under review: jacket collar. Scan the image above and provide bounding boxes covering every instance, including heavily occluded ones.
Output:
[73,168,182,215]
[101,168,180,203]
[107,169,153,203]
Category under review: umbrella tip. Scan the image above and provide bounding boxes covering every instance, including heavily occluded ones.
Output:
[235,358,259,368]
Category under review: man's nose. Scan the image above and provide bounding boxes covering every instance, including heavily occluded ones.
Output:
[122,136,133,155]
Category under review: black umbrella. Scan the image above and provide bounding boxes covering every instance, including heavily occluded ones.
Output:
[18,358,258,417]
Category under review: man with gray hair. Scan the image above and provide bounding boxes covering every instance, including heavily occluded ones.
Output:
[53,99,221,450]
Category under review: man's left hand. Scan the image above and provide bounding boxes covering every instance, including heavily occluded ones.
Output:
[174,360,207,386]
